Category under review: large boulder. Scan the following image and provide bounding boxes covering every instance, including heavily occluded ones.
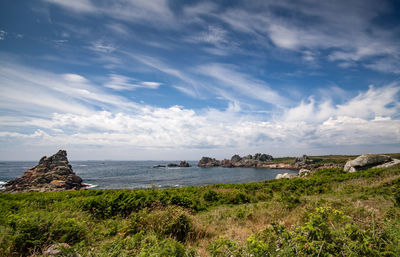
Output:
[3,150,86,192]
[298,169,312,177]
[198,157,220,167]
[344,154,392,172]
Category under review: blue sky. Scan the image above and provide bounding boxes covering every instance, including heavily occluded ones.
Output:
[0,0,400,160]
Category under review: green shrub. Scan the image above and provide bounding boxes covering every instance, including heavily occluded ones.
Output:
[3,212,86,256]
[130,206,195,242]
[203,189,219,202]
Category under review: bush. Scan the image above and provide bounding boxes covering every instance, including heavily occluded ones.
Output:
[130,206,195,242]
[203,189,219,202]
[4,212,86,256]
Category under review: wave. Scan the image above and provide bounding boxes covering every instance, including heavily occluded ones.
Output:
[84,183,97,189]
[76,165,88,167]
[0,181,6,189]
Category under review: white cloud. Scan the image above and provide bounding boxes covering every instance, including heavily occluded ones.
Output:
[215,0,400,73]
[104,74,161,91]
[140,81,162,89]
[0,30,6,40]
[89,41,116,54]
[284,85,400,123]
[0,62,140,118]
[364,58,400,74]
[1,60,399,159]
[2,87,399,152]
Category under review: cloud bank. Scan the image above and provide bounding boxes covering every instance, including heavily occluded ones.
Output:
[1,61,399,160]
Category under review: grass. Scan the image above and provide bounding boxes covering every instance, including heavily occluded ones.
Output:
[268,153,400,165]
[1,164,400,256]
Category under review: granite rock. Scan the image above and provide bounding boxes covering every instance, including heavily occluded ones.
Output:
[3,150,86,193]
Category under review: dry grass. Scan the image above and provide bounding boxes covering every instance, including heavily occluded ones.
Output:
[189,168,400,256]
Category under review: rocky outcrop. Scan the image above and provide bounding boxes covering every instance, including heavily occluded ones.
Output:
[179,161,191,167]
[344,154,393,172]
[231,154,242,163]
[3,150,86,193]
[220,159,233,168]
[254,153,274,162]
[199,153,274,168]
[198,157,220,167]
[153,165,166,168]
[292,155,313,168]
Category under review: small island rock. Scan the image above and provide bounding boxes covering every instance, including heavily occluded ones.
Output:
[198,157,220,167]
[3,150,86,193]
[179,161,191,167]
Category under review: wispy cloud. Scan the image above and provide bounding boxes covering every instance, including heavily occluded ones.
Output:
[0,30,6,40]
[196,63,288,107]
[44,0,175,26]
[105,23,129,36]
[104,74,161,91]
[88,41,116,54]
[44,0,96,13]
[214,0,400,73]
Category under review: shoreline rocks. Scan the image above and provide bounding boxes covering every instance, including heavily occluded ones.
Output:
[198,153,274,168]
[3,150,86,193]
[198,157,220,167]
[275,173,298,179]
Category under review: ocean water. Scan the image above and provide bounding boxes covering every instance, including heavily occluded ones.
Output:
[0,161,296,190]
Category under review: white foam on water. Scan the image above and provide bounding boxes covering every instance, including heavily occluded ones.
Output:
[84,183,98,189]
[0,181,6,190]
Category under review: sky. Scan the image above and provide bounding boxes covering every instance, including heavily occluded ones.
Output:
[0,0,400,161]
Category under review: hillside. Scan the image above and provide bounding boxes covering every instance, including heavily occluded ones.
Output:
[1,163,400,256]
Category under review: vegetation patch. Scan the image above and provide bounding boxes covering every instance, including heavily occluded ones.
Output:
[1,164,400,256]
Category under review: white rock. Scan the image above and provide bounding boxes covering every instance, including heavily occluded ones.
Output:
[275,172,297,179]
[344,154,392,172]
[299,169,311,177]
[372,159,400,169]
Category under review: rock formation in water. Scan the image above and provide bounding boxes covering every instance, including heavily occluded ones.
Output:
[179,161,191,167]
[3,150,86,193]
[198,153,274,168]
[198,157,220,167]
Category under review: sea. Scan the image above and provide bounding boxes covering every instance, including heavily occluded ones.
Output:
[0,161,296,190]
